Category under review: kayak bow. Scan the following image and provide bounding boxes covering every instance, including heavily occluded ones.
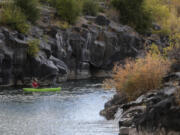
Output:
[23,87,61,92]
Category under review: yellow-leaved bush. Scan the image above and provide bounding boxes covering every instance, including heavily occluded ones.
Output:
[103,52,171,101]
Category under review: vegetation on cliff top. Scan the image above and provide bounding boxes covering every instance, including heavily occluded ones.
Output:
[111,0,152,33]
[82,0,99,16]
[111,0,180,35]
[0,4,29,34]
[0,0,40,33]
[14,0,40,24]
[53,0,82,24]
[0,0,179,36]
[0,0,100,31]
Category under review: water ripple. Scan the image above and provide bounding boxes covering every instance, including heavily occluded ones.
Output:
[0,80,118,135]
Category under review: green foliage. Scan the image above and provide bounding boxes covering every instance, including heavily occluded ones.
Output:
[144,0,180,36]
[144,0,170,21]
[149,43,161,56]
[28,39,40,57]
[58,21,71,29]
[0,4,29,34]
[149,43,178,59]
[110,0,178,35]
[54,0,82,24]
[111,0,153,33]
[82,0,99,16]
[164,37,180,61]
[14,0,40,23]
[144,0,171,36]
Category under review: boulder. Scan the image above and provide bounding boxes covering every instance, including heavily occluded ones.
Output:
[49,56,68,74]
[100,94,127,120]
[134,96,180,132]
[100,105,119,120]
[95,15,110,26]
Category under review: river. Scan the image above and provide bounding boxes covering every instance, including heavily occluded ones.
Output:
[0,79,119,135]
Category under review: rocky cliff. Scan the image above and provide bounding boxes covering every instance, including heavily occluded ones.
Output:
[100,72,180,135]
[0,15,143,86]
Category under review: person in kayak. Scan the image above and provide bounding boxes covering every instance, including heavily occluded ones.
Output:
[32,78,39,88]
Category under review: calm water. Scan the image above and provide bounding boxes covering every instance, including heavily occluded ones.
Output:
[0,79,119,135]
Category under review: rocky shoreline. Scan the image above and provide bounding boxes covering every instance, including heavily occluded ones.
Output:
[100,72,180,135]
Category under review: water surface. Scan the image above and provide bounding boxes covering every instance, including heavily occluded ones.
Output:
[0,79,119,135]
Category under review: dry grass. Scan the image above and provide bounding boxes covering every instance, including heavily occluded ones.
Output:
[103,53,171,101]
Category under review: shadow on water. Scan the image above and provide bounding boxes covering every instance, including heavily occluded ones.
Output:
[0,79,119,135]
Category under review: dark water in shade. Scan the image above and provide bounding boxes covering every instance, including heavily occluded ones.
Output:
[0,79,119,135]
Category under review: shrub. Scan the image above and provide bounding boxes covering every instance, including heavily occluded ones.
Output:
[144,0,180,36]
[14,0,40,23]
[110,0,180,35]
[28,39,40,57]
[103,53,171,101]
[111,0,153,33]
[0,4,29,33]
[163,9,180,36]
[144,0,170,21]
[82,0,99,16]
[146,0,180,36]
[54,0,82,24]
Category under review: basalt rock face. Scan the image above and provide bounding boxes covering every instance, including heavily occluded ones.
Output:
[134,96,180,133]
[100,93,128,120]
[0,17,143,86]
[101,73,180,135]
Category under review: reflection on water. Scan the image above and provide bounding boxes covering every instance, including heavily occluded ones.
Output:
[0,79,119,135]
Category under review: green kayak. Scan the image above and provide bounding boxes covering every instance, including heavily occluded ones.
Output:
[23,87,61,92]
